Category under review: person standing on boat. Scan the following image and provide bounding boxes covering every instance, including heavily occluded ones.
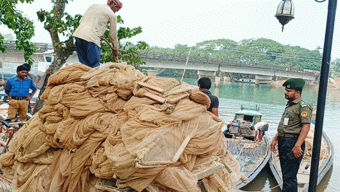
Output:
[72,0,122,68]
[4,65,37,122]
[270,78,312,192]
[198,77,219,117]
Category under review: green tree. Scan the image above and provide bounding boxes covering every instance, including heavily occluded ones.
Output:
[147,38,323,71]
[0,0,36,63]
[101,18,149,70]
[331,58,340,78]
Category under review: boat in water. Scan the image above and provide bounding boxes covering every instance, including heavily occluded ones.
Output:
[223,105,271,189]
[269,122,334,191]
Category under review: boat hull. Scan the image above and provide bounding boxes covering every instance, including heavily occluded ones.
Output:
[269,132,334,191]
[225,136,271,189]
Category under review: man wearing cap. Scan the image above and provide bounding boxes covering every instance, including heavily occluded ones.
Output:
[4,65,37,122]
[73,0,122,68]
[270,78,312,192]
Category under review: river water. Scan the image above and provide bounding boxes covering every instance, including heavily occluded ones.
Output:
[181,78,339,192]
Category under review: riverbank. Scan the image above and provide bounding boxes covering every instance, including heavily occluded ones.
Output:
[271,78,340,90]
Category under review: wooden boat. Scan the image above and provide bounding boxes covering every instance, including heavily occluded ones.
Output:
[269,125,334,191]
[225,136,271,189]
[223,105,262,140]
[223,105,271,189]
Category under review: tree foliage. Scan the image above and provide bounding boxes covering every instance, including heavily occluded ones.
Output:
[0,0,36,63]
[101,16,149,69]
[147,38,323,71]
[331,58,340,78]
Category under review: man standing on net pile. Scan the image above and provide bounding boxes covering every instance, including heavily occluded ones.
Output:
[4,65,37,122]
[198,77,219,117]
[73,0,122,68]
[270,78,312,192]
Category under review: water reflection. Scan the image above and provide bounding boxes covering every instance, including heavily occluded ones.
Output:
[241,165,281,192]
[317,166,333,192]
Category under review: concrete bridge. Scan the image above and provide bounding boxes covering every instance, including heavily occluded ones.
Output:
[139,53,318,83]
[0,42,318,84]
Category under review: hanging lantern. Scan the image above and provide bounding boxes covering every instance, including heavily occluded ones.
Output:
[275,0,295,31]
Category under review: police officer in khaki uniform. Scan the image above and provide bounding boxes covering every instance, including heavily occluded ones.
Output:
[270,78,312,192]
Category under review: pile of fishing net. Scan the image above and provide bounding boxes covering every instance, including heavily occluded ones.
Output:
[0,63,242,192]
[303,123,329,160]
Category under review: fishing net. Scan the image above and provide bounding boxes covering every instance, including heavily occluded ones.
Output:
[303,123,329,160]
[0,63,242,192]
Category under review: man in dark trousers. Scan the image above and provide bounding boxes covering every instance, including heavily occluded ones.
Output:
[198,77,219,117]
[270,78,312,192]
[4,65,37,122]
[72,0,122,68]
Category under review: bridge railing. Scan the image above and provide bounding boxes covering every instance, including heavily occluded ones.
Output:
[2,41,53,52]
[139,52,315,75]
[2,42,316,76]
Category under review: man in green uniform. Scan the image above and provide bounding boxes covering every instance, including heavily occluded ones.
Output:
[270,78,312,192]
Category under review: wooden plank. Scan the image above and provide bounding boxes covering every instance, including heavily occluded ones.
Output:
[144,92,166,104]
[209,173,229,192]
[171,136,191,162]
[137,82,164,94]
[196,164,224,180]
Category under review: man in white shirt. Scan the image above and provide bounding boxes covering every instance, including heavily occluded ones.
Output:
[73,0,122,68]
[254,122,269,142]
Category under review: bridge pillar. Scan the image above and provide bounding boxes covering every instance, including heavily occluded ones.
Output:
[255,75,273,85]
[254,79,260,85]
[215,76,221,88]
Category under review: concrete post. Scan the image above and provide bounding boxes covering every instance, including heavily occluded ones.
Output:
[215,76,221,88]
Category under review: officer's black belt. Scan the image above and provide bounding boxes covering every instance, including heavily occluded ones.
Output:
[278,133,300,138]
[11,96,27,100]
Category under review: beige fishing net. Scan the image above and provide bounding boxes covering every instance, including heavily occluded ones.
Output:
[0,63,242,192]
[303,123,329,160]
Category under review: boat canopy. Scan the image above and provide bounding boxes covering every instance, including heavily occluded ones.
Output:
[235,110,262,117]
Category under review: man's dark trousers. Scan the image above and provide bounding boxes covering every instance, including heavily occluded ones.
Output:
[75,37,101,68]
[278,137,305,192]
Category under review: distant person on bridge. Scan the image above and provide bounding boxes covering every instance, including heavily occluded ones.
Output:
[72,0,122,68]
[4,65,37,122]
[270,78,312,192]
[198,77,219,117]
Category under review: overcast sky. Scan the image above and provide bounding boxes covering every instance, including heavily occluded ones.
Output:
[1,0,339,60]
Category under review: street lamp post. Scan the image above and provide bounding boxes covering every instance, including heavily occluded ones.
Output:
[275,0,337,191]
[275,0,295,31]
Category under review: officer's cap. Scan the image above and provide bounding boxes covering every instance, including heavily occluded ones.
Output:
[283,78,305,91]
